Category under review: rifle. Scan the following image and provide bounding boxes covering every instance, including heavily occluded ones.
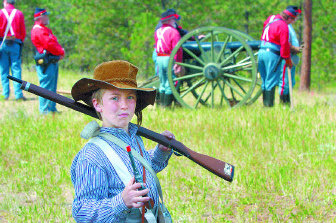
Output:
[8,75,235,182]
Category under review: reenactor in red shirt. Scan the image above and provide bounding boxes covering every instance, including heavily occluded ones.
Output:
[31,7,64,114]
[0,0,26,101]
[258,6,298,107]
[154,9,183,107]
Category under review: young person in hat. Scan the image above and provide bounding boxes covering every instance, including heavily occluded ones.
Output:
[154,8,184,107]
[278,6,303,104]
[70,60,175,222]
[31,7,64,114]
[0,0,26,101]
[258,5,299,107]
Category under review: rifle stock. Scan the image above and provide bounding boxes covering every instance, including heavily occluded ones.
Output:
[137,126,234,182]
[8,75,235,182]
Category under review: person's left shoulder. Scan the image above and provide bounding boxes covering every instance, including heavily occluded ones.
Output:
[17,9,24,15]
[169,26,180,35]
[15,9,25,18]
[128,123,140,138]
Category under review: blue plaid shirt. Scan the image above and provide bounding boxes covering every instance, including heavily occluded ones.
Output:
[70,123,172,222]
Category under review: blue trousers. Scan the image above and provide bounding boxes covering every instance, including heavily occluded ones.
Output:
[36,63,59,114]
[152,49,158,76]
[156,56,173,95]
[0,41,23,99]
[279,65,296,96]
[258,49,286,91]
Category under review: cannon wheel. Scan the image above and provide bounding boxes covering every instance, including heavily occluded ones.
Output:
[168,27,258,109]
[231,30,262,105]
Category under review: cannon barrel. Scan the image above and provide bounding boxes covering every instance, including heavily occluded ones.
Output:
[182,40,260,59]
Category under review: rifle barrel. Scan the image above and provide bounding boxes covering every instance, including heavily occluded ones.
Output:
[7,76,235,182]
[7,75,23,84]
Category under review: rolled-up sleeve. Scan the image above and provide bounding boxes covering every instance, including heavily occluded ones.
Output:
[148,145,173,173]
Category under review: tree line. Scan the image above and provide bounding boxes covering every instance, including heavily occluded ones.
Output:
[16,0,335,85]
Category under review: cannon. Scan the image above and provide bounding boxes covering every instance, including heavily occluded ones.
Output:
[141,26,262,108]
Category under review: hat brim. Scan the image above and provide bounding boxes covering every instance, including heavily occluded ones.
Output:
[34,12,51,19]
[71,78,156,113]
[161,14,181,21]
[283,9,298,18]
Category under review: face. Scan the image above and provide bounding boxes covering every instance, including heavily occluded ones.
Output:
[168,18,177,26]
[286,16,296,24]
[92,88,137,131]
[41,15,49,25]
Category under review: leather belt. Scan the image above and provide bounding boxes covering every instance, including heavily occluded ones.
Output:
[0,36,16,41]
[157,52,170,56]
[261,47,280,56]
[6,36,15,40]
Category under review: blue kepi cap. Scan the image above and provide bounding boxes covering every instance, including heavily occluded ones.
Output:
[34,8,50,18]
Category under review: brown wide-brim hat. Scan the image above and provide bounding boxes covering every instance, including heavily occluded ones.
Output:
[71,60,156,113]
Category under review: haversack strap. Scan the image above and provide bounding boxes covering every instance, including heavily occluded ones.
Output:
[0,9,17,48]
[88,137,158,223]
[81,121,171,222]
[156,27,171,54]
[88,137,132,185]
[98,132,164,203]
[261,15,282,42]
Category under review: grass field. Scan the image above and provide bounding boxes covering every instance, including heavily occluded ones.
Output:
[0,68,336,222]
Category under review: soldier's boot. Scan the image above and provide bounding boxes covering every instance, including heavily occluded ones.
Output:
[285,94,290,104]
[159,93,165,107]
[264,87,275,107]
[164,94,174,108]
[156,91,161,106]
[280,94,285,104]
[280,94,290,105]
[262,90,267,106]
[269,87,276,107]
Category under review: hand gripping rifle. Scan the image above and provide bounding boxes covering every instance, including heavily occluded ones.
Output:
[8,75,235,182]
[126,146,154,209]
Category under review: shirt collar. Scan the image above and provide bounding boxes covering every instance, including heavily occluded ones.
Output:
[34,21,47,28]
[5,4,15,10]
[99,122,138,139]
[162,23,174,28]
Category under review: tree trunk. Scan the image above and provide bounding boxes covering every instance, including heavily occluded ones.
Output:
[300,0,312,91]
[245,11,249,34]
[161,0,167,9]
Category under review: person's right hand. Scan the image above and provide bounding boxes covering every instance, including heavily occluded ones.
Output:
[122,177,150,209]
[285,58,293,69]
[60,48,65,60]
[197,34,206,39]
[290,45,303,54]
[173,64,185,76]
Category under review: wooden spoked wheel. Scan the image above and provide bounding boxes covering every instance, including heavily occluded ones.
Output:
[168,27,258,109]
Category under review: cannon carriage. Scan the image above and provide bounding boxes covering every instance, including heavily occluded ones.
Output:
[141,27,262,108]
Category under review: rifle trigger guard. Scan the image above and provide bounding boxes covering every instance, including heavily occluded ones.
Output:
[172,149,183,156]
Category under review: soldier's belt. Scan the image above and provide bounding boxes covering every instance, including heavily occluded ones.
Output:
[157,52,170,56]
[261,47,280,56]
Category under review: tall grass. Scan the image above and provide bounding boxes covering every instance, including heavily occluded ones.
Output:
[0,69,335,222]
